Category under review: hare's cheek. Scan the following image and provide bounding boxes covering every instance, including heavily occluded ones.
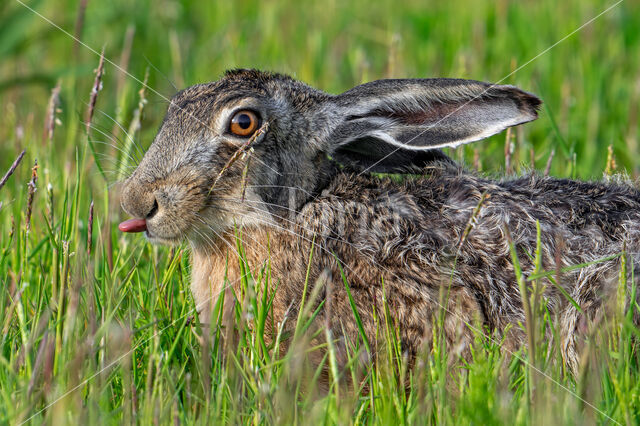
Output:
[156,186,184,210]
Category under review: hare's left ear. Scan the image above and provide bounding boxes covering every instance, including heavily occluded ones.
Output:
[326,78,541,172]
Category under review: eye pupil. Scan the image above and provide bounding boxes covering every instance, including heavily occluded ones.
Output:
[237,114,251,129]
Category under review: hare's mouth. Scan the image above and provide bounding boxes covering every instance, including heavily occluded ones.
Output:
[144,230,182,246]
[143,221,186,246]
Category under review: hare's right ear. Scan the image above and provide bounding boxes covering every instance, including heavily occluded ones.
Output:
[325,78,541,172]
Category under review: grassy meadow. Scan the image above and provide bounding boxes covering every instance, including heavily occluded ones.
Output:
[1,0,640,424]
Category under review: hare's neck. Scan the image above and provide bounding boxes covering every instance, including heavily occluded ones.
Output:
[190,230,267,323]
[190,248,229,324]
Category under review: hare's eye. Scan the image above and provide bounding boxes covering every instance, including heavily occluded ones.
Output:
[229,110,260,137]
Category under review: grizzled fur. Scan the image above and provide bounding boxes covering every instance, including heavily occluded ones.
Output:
[121,69,640,378]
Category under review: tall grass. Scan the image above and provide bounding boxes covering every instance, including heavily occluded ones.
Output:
[1,0,639,424]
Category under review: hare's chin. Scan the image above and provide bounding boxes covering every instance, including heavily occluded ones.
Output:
[144,229,182,246]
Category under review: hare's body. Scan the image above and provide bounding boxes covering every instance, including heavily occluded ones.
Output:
[191,162,640,373]
[120,70,640,376]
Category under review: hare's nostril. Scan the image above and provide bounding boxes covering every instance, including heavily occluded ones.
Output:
[146,199,159,219]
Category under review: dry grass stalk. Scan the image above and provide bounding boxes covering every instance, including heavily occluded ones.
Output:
[554,236,566,310]
[116,25,136,95]
[504,127,513,175]
[115,69,149,180]
[47,183,54,227]
[73,0,89,58]
[87,200,94,255]
[1,273,19,343]
[473,148,480,171]
[0,149,26,191]
[530,147,535,170]
[457,192,490,252]
[9,215,15,240]
[240,148,253,202]
[42,333,55,395]
[111,25,136,139]
[385,33,401,78]
[604,144,617,177]
[126,68,149,139]
[44,81,61,144]
[86,50,105,136]
[626,76,639,177]
[106,217,114,272]
[27,332,49,398]
[210,122,270,194]
[169,29,186,89]
[25,159,39,233]
[544,148,555,177]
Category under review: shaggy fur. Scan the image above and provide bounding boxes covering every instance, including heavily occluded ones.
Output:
[121,69,640,377]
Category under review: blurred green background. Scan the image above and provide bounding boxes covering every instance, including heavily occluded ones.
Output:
[1,0,639,181]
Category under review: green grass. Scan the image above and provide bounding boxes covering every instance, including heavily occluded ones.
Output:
[1,0,640,424]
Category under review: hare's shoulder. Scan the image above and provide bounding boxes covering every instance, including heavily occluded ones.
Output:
[290,171,459,260]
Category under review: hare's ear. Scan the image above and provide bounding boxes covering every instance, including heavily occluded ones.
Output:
[327,78,541,172]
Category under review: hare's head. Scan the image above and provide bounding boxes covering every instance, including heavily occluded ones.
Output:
[119,69,540,248]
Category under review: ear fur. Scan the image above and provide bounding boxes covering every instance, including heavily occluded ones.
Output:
[327,78,541,172]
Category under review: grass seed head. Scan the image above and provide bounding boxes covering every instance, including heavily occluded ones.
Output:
[25,159,39,233]
[86,50,105,136]
[44,81,61,144]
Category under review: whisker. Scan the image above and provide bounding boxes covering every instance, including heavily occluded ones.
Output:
[197,208,339,262]
[90,142,139,164]
[189,226,223,257]
[204,197,359,250]
[195,201,389,287]
[191,214,249,260]
[245,184,315,198]
[192,213,276,262]
[88,126,141,166]
[90,151,137,176]
[96,108,146,159]
[143,54,178,92]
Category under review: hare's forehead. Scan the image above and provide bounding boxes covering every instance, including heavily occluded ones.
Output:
[167,86,276,120]
[170,78,273,106]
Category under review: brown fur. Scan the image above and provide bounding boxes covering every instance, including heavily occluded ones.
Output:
[189,165,640,376]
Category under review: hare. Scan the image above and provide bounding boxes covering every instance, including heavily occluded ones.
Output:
[119,69,640,376]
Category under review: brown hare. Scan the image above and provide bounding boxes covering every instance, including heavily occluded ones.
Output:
[119,69,640,375]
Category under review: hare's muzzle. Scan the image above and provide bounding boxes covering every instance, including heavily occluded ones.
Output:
[118,218,147,233]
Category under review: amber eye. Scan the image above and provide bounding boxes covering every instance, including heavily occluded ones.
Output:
[229,110,260,137]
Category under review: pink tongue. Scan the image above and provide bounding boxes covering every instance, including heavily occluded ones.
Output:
[118,218,147,233]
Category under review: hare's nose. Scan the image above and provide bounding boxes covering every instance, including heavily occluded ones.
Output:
[145,199,159,219]
[120,181,160,220]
